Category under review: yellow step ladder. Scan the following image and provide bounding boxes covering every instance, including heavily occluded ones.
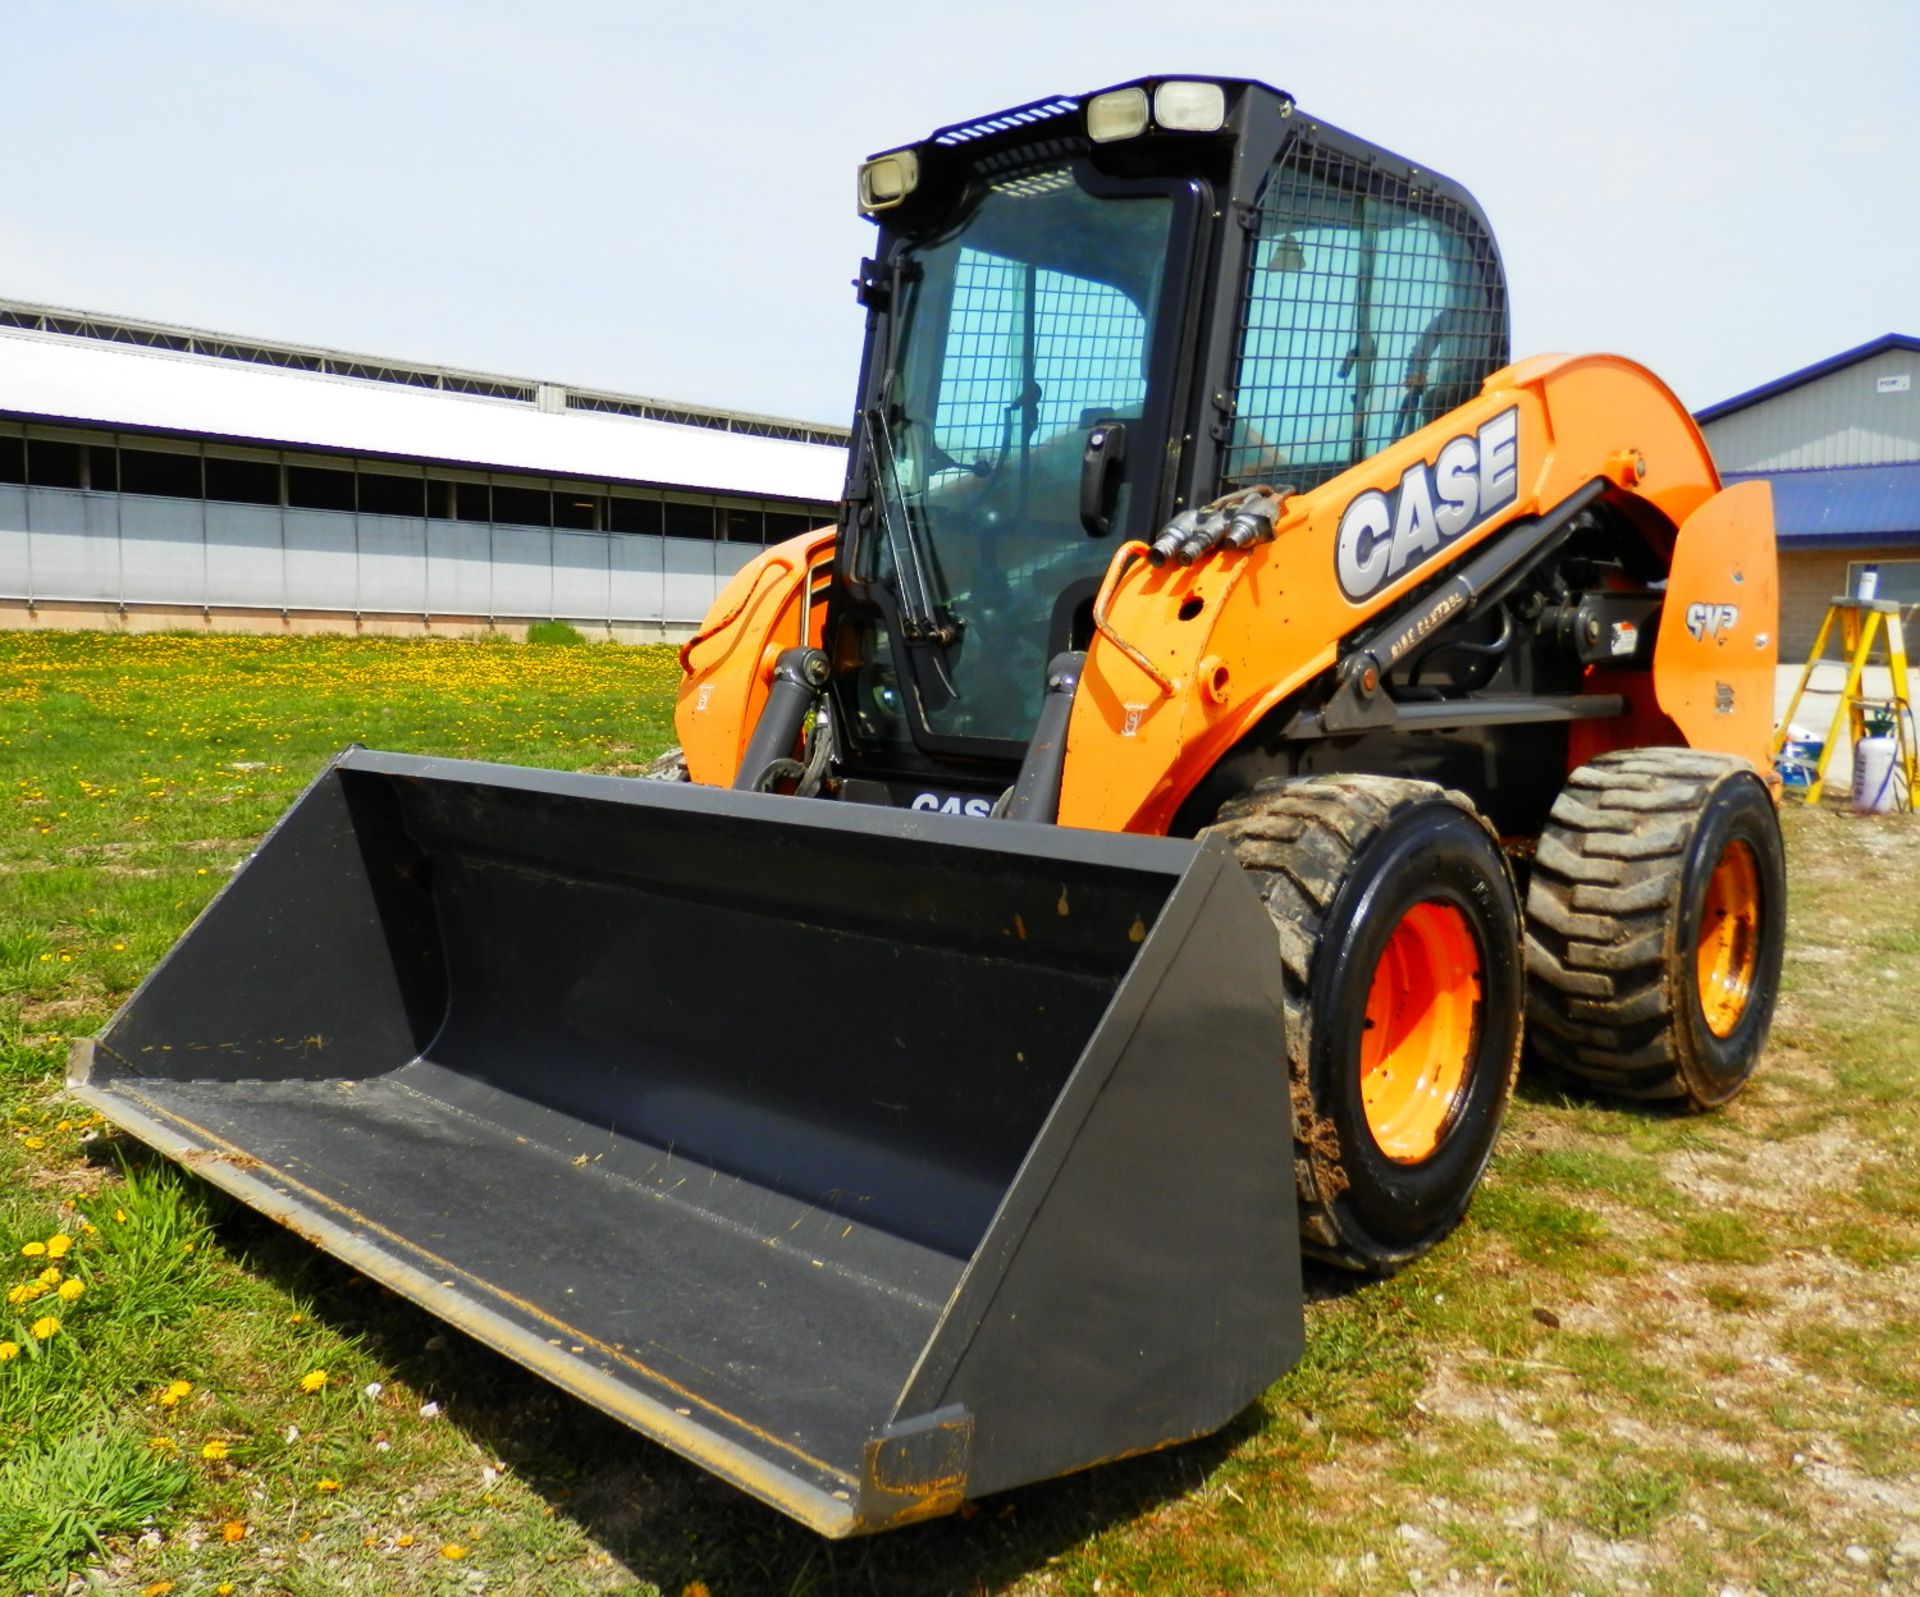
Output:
[1773,597,1917,807]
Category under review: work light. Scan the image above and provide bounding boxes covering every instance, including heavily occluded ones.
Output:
[858,149,920,213]
[1086,86,1150,143]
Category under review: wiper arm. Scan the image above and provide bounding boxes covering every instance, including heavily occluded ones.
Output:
[863,404,960,647]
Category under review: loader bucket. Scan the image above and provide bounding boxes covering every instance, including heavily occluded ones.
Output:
[72,750,1302,1535]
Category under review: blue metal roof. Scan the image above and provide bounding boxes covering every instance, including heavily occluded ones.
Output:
[1726,462,1920,547]
[1696,333,1920,423]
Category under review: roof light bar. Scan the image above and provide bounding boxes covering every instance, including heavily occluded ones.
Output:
[1087,80,1227,143]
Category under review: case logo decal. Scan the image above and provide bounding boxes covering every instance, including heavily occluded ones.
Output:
[1336,407,1520,604]
[910,791,994,818]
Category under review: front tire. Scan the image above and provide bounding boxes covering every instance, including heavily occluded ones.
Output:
[1203,776,1525,1273]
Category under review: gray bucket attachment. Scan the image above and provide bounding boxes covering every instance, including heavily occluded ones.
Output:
[72,749,1302,1535]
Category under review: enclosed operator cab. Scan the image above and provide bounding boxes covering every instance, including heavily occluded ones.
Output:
[827,76,1510,812]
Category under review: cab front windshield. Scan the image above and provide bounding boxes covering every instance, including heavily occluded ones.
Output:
[868,165,1177,744]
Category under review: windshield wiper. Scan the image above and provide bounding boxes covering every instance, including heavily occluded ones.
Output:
[863,403,960,648]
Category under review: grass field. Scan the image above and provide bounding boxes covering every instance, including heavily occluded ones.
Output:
[2,630,1917,1597]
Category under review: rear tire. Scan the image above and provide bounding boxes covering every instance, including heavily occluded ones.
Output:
[1524,748,1785,1108]
[1202,776,1524,1274]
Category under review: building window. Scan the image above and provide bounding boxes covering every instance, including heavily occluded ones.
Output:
[608,493,661,535]
[26,438,84,489]
[0,436,24,484]
[358,470,424,517]
[205,456,282,506]
[764,509,818,544]
[723,506,764,543]
[120,447,203,498]
[1848,560,1920,608]
[86,445,117,492]
[553,490,602,531]
[288,463,356,511]
[492,483,550,527]
[455,482,491,522]
[663,501,715,540]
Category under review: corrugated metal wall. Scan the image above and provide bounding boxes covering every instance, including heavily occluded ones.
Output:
[0,486,757,625]
[1702,348,1920,471]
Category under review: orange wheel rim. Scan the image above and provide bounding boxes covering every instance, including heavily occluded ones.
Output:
[1359,901,1482,1163]
[1696,841,1761,1038]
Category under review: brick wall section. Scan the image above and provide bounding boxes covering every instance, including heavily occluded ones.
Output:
[1779,547,1858,661]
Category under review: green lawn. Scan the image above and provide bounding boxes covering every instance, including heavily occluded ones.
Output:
[2,631,1916,1596]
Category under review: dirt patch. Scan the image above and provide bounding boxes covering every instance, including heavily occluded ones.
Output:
[1660,1123,1883,1214]
[19,995,103,1028]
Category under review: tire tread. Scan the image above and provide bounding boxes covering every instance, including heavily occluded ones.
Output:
[1204,774,1517,1271]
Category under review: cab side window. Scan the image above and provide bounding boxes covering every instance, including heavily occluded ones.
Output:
[1221,143,1507,494]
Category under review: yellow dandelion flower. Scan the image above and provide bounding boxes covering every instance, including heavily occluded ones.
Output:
[38,1267,61,1285]
[149,1436,178,1454]
[200,1438,230,1460]
[57,1279,84,1302]
[220,1520,247,1542]
[299,1368,328,1392]
[160,1379,193,1406]
[0,1342,17,1361]
[142,1582,174,1596]
[45,1234,71,1258]
[114,1208,129,1223]
[28,1316,58,1340]
[395,1533,416,1547]
[217,1586,235,1596]
[20,1242,45,1257]
[439,1544,467,1560]
[317,1477,341,1493]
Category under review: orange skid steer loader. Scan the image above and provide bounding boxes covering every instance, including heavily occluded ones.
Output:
[73,77,1785,1536]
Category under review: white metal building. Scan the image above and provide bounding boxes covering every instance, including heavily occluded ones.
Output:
[0,300,847,640]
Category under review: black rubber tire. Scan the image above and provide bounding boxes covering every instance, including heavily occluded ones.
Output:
[1202,775,1525,1274]
[1524,748,1785,1109]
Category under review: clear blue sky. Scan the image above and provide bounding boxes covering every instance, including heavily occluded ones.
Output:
[6,0,1915,426]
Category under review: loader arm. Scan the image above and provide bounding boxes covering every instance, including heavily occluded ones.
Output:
[1060,352,1775,834]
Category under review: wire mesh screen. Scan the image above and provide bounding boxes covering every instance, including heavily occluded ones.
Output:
[933,243,1150,461]
[1220,139,1508,494]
